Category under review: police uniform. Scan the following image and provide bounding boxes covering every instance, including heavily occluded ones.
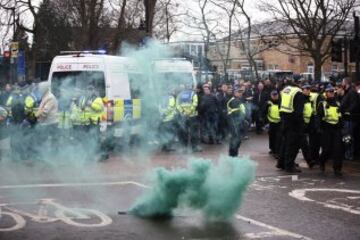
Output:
[266,94,281,156]
[176,88,201,152]
[279,84,305,172]
[300,89,314,168]
[71,91,105,161]
[317,85,343,175]
[308,90,323,164]
[227,90,246,157]
[159,94,176,151]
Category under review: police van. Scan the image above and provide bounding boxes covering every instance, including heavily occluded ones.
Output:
[48,51,144,139]
[151,58,197,91]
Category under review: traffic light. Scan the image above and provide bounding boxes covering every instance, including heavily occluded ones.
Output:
[331,40,343,62]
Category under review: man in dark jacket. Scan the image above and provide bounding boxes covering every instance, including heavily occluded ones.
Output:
[253,82,269,134]
[200,84,219,144]
[341,77,360,161]
[216,83,231,141]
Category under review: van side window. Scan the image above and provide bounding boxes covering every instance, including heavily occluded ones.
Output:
[128,73,146,99]
[51,71,106,99]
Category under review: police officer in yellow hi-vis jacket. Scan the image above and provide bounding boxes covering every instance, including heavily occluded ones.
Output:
[300,83,315,168]
[227,86,247,157]
[318,84,343,176]
[159,90,177,152]
[279,82,305,173]
[71,85,105,161]
[176,84,202,153]
[308,85,323,165]
[265,90,281,158]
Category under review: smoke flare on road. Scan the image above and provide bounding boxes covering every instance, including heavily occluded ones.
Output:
[129,155,256,220]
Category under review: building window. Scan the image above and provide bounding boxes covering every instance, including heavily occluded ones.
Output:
[307,64,314,73]
[332,64,338,72]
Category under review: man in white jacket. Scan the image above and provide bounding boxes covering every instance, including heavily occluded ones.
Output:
[35,82,59,159]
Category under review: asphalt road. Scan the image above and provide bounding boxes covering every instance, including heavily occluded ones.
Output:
[0,134,359,240]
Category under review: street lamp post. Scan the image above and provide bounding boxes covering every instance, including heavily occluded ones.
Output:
[353,11,360,82]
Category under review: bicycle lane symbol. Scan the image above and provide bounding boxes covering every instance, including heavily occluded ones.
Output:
[0,198,113,232]
[289,188,360,215]
[0,181,149,232]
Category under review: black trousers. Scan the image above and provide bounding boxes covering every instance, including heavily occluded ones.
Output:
[319,128,343,172]
[159,120,176,150]
[228,117,243,157]
[283,127,302,170]
[300,132,313,166]
[202,112,219,143]
[309,131,321,164]
[268,122,281,154]
[217,111,228,141]
[178,116,200,149]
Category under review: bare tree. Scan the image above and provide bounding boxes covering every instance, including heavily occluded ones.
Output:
[144,0,157,36]
[68,0,107,49]
[153,0,184,42]
[233,0,273,81]
[260,0,356,82]
[210,0,238,80]
[184,0,238,79]
[0,0,39,40]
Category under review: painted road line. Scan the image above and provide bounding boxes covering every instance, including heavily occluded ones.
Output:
[236,215,313,240]
[0,181,150,190]
[289,188,360,215]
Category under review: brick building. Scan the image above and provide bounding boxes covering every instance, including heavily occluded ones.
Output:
[208,20,354,80]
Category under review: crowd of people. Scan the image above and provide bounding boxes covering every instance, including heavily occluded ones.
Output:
[161,77,360,176]
[0,76,360,176]
[0,80,106,162]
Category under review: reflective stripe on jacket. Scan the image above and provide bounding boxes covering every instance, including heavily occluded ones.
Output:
[322,101,341,125]
[280,86,301,113]
[267,101,281,123]
[303,101,313,124]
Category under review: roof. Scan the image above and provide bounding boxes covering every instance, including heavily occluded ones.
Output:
[229,19,354,41]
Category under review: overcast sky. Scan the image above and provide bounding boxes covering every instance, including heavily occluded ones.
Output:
[171,0,275,41]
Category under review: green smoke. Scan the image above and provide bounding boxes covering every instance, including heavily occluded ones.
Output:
[129,155,256,220]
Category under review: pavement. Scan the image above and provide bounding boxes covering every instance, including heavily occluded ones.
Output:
[0,134,359,240]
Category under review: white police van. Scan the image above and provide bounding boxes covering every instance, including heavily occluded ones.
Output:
[48,51,144,139]
[151,58,197,91]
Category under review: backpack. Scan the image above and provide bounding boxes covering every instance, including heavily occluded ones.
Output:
[177,90,194,105]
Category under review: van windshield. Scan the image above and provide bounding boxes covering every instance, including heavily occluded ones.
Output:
[155,72,194,91]
[51,71,106,99]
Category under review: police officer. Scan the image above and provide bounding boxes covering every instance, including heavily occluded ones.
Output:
[318,84,343,176]
[308,84,323,165]
[176,84,202,153]
[5,83,31,161]
[72,85,105,161]
[159,89,177,152]
[279,81,305,173]
[300,83,314,168]
[227,86,246,157]
[265,90,281,157]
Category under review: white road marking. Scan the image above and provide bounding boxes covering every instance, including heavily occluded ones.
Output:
[289,188,360,215]
[236,215,313,240]
[0,198,113,231]
[0,181,150,190]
